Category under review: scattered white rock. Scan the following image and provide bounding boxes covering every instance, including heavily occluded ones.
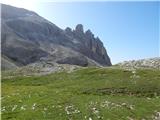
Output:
[1,106,6,112]
[21,105,26,110]
[130,71,140,79]
[153,111,160,120]
[100,100,134,111]
[92,107,99,114]
[44,107,47,111]
[12,105,17,111]
[89,117,92,120]
[132,70,136,74]
[147,97,151,100]
[65,105,80,115]
[32,103,36,110]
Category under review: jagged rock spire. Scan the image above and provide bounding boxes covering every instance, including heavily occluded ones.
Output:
[75,24,84,33]
[85,29,94,38]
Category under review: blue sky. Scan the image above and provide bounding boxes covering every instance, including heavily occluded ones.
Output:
[2,1,159,64]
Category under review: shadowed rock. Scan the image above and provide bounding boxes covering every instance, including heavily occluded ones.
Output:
[75,24,84,33]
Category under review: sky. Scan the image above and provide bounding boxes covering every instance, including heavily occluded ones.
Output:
[1,0,160,64]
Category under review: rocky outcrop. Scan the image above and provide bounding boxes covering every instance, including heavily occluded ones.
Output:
[75,24,84,34]
[65,24,112,66]
[1,4,112,70]
[116,58,160,69]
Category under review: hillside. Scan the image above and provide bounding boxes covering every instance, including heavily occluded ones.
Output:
[2,67,160,120]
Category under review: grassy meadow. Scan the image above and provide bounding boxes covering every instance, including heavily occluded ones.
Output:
[1,67,160,120]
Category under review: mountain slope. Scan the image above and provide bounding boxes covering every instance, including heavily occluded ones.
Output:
[1,4,111,70]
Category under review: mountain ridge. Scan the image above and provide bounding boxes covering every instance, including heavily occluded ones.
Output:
[1,4,112,70]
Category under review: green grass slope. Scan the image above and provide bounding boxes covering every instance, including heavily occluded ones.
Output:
[1,67,160,120]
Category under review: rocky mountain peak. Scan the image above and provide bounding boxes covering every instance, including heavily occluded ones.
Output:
[75,24,84,33]
[65,27,73,35]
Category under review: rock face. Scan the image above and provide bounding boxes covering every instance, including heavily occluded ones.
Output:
[64,24,111,66]
[1,4,112,70]
[116,58,160,69]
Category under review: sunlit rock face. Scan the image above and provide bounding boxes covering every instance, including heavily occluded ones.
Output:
[1,4,112,70]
